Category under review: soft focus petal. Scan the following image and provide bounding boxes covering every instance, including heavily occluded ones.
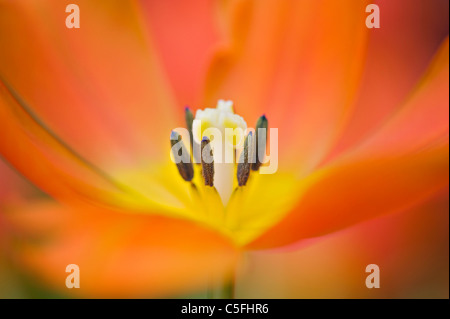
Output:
[0,159,47,298]
[0,79,191,212]
[248,141,448,249]
[0,159,23,202]
[2,202,240,298]
[137,0,222,108]
[204,0,370,173]
[329,0,449,159]
[359,37,449,155]
[0,0,177,167]
[248,37,449,249]
[238,192,449,298]
[0,80,145,207]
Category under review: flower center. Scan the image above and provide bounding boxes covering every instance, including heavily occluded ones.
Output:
[170,100,267,205]
[115,102,298,246]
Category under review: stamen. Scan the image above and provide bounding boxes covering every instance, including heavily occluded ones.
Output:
[185,106,194,149]
[201,136,214,187]
[251,115,268,171]
[237,132,253,186]
[170,131,194,182]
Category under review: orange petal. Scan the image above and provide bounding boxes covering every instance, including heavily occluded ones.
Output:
[247,141,448,249]
[137,0,222,108]
[330,0,449,158]
[204,0,370,173]
[0,0,177,166]
[247,36,449,249]
[2,202,240,298]
[238,191,448,298]
[0,80,146,207]
[359,37,449,155]
[0,159,20,202]
[0,158,44,205]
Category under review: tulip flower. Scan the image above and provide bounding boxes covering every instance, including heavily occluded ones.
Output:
[0,0,448,298]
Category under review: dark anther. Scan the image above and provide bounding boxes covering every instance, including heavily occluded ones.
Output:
[251,115,268,171]
[237,132,253,186]
[185,106,194,148]
[201,136,214,187]
[170,131,194,182]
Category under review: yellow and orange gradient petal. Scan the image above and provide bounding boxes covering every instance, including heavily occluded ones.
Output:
[0,0,448,297]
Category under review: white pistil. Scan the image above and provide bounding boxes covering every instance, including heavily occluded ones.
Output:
[193,100,247,204]
[213,144,235,204]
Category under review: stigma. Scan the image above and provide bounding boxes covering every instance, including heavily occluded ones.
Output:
[171,100,267,205]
